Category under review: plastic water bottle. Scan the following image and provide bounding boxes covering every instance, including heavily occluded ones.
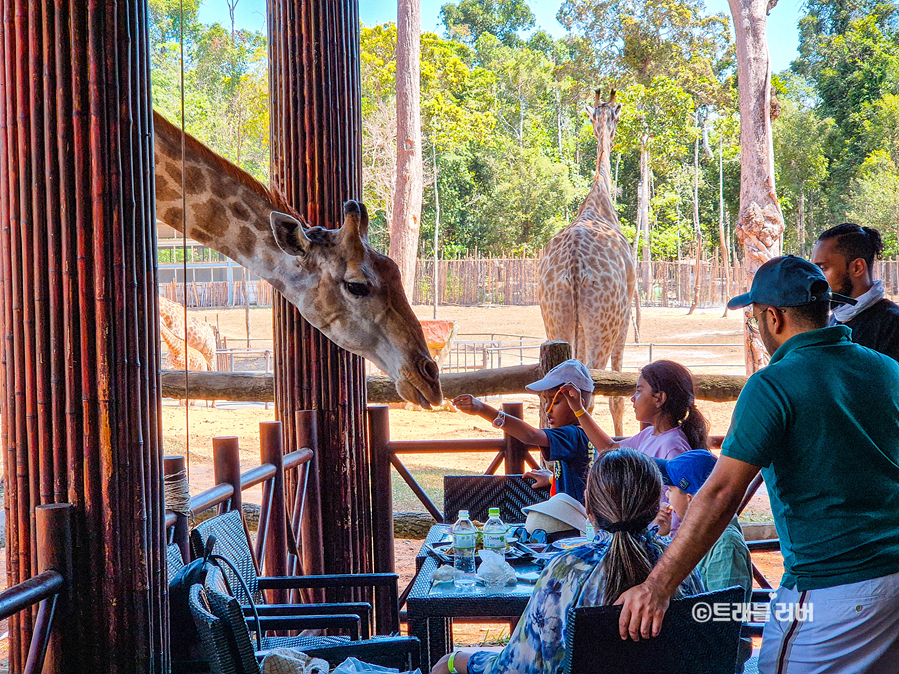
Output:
[585,522,596,541]
[482,507,507,554]
[452,510,477,589]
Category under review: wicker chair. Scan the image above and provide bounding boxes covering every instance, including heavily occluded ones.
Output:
[443,474,549,523]
[562,587,746,674]
[190,510,400,637]
[188,583,239,674]
[168,543,188,579]
[201,567,420,674]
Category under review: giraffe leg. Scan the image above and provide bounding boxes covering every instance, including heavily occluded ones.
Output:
[609,314,629,437]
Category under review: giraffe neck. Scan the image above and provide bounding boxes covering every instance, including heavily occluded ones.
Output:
[153,112,300,298]
[575,126,619,227]
[159,322,185,359]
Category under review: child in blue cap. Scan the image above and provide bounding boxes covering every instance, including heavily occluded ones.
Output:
[654,450,752,599]
[655,450,753,670]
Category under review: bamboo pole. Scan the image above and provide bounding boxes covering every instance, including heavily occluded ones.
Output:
[269,0,374,599]
[0,0,165,670]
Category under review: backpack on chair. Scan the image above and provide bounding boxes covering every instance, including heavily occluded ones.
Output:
[169,536,216,662]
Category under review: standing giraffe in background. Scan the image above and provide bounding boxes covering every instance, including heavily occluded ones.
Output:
[159,322,209,406]
[537,90,637,435]
[158,295,218,370]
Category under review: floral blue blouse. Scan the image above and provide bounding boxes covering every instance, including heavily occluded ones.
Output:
[465,532,705,674]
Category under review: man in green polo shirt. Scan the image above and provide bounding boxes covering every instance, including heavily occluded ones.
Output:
[615,256,899,673]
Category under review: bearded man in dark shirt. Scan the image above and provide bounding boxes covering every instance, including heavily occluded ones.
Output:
[811,223,899,361]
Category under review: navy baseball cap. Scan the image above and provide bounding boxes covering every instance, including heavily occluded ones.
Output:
[727,255,857,311]
[653,450,717,495]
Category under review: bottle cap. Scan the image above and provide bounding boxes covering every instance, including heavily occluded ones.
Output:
[488,508,500,517]
[458,510,469,518]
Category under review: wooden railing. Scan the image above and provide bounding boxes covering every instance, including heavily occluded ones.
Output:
[0,504,72,674]
[163,420,315,585]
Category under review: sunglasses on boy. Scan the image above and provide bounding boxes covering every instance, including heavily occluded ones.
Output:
[511,527,548,545]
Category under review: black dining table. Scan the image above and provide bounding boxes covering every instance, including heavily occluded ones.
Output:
[406,525,547,672]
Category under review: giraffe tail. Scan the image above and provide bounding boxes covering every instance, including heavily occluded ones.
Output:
[632,292,641,344]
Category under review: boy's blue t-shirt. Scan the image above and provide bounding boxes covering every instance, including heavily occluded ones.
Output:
[543,425,595,504]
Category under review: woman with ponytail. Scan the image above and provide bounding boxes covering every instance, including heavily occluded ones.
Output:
[557,360,708,535]
[433,450,704,674]
[559,359,709,460]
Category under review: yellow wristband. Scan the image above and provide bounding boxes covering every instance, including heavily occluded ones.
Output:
[448,651,458,674]
[574,408,586,418]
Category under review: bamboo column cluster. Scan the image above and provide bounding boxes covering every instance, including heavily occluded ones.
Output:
[268,1,374,581]
[0,1,166,672]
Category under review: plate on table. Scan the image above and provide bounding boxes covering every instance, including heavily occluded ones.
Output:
[551,537,590,551]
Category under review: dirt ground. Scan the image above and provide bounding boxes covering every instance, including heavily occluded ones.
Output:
[176,304,760,514]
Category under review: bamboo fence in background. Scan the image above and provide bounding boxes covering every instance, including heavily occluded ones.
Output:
[153,255,899,310]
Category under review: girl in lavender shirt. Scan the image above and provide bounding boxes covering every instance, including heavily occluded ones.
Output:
[558,360,710,534]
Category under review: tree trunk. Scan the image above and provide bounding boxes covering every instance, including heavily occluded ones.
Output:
[799,187,806,257]
[728,0,785,373]
[688,114,703,315]
[390,0,424,298]
[640,137,651,293]
[634,135,651,297]
[719,134,732,317]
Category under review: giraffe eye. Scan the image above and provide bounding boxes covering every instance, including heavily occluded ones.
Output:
[345,281,370,298]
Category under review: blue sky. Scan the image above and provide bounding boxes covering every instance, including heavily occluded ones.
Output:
[198,0,802,73]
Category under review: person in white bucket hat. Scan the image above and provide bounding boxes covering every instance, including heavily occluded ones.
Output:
[452,359,596,503]
[521,493,589,543]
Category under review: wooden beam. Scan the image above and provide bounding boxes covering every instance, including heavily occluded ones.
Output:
[161,366,748,403]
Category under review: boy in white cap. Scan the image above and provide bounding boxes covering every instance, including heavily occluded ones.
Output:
[452,359,596,503]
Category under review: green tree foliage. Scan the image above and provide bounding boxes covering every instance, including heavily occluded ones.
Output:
[557,0,733,105]
[439,0,535,47]
[773,75,832,254]
[847,151,899,254]
[788,3,899,230]
[149,0,269,183]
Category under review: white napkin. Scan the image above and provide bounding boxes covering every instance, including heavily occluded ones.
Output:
[476,550,516,586]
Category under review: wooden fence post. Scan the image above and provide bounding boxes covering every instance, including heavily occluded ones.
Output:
[368,405,395,636]
[502,402,527,474]
[212,437,242,515]
[296,411,324,602]
[259,422,288,604]
[35,504,73,673]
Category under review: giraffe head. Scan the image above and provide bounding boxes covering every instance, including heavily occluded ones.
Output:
[271,201,442,408]
[584,89,622,147]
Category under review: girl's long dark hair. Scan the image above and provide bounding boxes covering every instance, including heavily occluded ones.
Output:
[585,450,662,604]
[640,360,709,449]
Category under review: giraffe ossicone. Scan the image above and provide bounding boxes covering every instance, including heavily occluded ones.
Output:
[153,112,442,407]
[537,89,638,435]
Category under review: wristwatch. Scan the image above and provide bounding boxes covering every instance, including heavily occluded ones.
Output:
[492,411,506,428]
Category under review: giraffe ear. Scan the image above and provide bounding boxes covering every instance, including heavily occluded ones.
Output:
[270,211,311,257]
[583,104,594,118]
[340,200,369,244]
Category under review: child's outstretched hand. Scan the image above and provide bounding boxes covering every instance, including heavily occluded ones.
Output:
[524,468,553,489]
[559,383,584,411]
[452,394,486,416]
